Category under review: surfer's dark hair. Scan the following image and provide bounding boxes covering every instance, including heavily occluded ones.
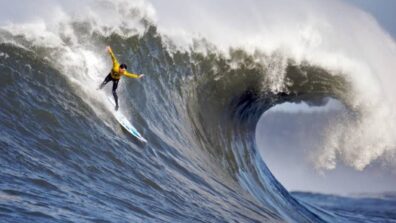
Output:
[120,64,127,69]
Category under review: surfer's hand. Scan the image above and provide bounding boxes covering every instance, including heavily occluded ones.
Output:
[106,46,112,53]
[139,74,144,79]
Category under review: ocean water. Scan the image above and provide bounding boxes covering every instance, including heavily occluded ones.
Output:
[1,0,396,222]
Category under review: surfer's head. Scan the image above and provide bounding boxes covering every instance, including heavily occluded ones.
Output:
[119,63,127,73]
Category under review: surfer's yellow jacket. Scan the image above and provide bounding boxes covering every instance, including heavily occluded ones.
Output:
[108,48,139,80]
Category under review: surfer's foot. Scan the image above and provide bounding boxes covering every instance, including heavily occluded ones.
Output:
[115,104,119,111]
[97,83,105,90]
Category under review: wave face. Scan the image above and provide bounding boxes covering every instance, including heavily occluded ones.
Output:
[1,0,396,222]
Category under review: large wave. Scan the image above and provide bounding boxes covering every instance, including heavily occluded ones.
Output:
[1,0,396,222]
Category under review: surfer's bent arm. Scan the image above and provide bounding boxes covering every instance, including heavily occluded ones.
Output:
[124,71,140,79]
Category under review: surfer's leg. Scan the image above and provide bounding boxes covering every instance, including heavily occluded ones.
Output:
[99,73,112,89]
[112,80,119,111]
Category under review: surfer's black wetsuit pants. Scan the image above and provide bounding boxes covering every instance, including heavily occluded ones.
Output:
[99,73,119,108]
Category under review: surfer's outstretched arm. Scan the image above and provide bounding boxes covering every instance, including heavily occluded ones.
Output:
[124,72,144,79]
[106,46,119,69]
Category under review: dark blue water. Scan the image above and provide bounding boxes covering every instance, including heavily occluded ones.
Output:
[293,192,396,222]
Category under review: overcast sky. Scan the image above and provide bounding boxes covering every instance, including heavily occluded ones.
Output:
[344,0,396,38]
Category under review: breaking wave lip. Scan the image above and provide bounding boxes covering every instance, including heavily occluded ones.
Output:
[1,0,396,222]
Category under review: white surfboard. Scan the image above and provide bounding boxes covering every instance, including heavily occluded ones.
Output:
[107,96,147,143]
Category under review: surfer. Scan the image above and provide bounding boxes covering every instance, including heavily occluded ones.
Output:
[98,46,144,111]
